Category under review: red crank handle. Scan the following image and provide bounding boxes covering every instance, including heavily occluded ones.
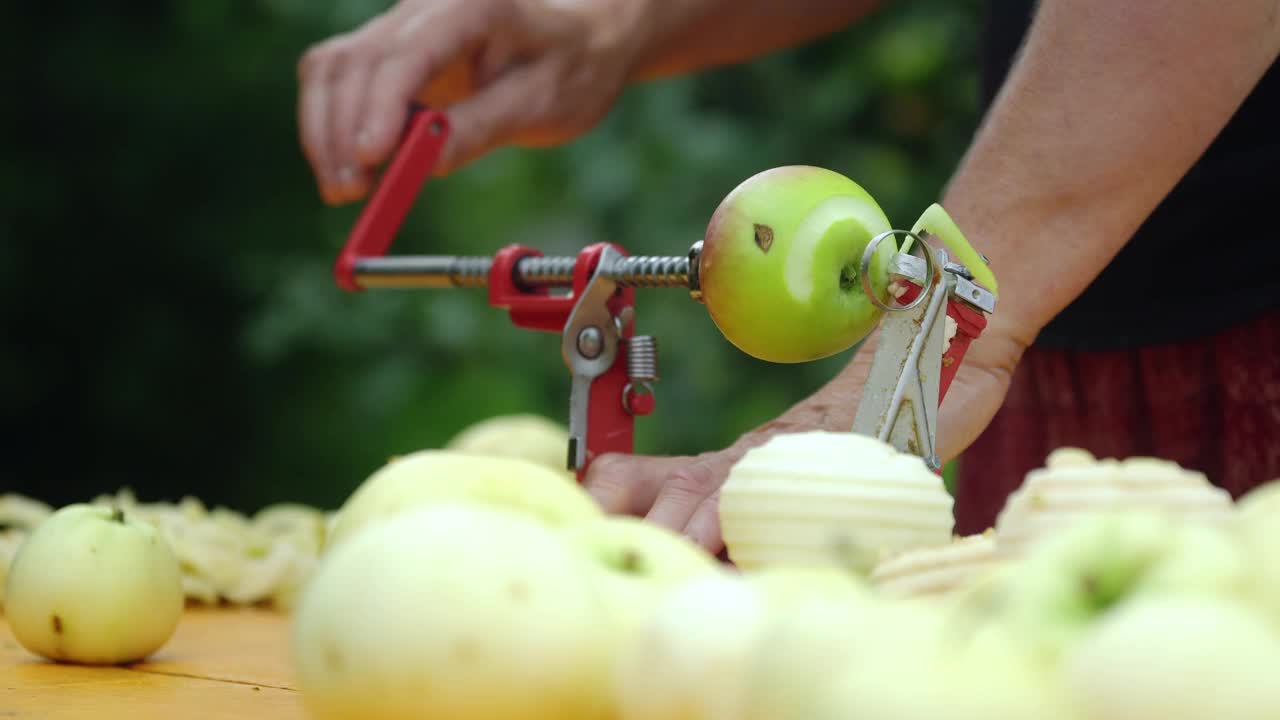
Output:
[334,106,451,292]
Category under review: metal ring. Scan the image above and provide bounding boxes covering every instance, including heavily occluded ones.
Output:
[859,229,937,313]
[622,381,655,414]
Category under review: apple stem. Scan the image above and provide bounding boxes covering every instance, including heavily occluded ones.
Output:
[110,507,126,524]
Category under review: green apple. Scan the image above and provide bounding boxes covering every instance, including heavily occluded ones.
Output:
[613,573,769,720]
[907,203,998,295]
[325,449,602,551]
[613,566,868,720]
[983,510,1255,665]
[746,564,870,606]
[738,590,881,720]
[292,503,615,720]
[4,504,184,665]
[556,516,723,636]
[812,597,1078,720]
[1236,477,1280,529]
[698,166,897,363]
[446,413,575,480]
[1062,596,1280,720]
[1230,479,1280,631]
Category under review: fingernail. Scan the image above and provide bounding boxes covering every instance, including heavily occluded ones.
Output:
[337,166,356,187]
[356,129,373,152]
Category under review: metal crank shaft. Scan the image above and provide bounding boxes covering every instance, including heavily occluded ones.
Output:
[353,253,696,291]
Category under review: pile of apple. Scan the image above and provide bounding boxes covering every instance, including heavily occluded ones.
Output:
[289,434,1280,720]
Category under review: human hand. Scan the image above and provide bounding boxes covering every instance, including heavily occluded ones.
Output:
[296,0,653,205]
[581,436,773,558]
[580,320,1030,556]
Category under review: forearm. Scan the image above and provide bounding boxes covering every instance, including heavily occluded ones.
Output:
[628,0,884,81]
[769,0,1280,456]
[943,0,1280,345]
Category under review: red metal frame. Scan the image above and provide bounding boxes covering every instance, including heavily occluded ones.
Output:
[487,242,642,480]
[332,108,644,481]
[334,108,451,292]
[895,282,989,403]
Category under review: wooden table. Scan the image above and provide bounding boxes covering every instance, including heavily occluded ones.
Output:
[1,608,309,719]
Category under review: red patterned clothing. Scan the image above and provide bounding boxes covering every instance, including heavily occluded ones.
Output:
[952,310,1280,536]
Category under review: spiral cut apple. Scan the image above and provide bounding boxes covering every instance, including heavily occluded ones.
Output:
[718,431,955,574]
[870,529,1004,599]
[993,447,1233,558]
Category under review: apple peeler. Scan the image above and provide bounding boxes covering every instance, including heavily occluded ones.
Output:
[332,108,997,480]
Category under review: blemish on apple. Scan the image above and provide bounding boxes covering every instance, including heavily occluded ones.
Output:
[507,579,530,602]
[753,224,774,253]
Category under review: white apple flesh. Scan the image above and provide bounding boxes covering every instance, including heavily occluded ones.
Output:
[698,165,897,363]
[1062,596,1280,720]
[446,413,575,480]
[719,430,955,573]
[989,510,1254,665]
[556,516,723,637]
[4,504,184,665]
[325,449,602,550]
[292,503,615,720]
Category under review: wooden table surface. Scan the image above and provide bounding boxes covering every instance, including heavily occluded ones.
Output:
[1,608,309,719]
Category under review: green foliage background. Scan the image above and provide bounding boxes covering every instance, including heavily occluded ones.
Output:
[3,0,984,511]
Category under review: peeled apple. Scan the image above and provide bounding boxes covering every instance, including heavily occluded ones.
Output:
[556,516,724,639]
[325,449,602,550]
[613,569,865,720]
[1061,596,1280,720]
[446,413,575,479]
[993,448,1234,559]
[698,165,897,363]
[4,504,184,665]
[718,430,955,573]
[292,503,616,720]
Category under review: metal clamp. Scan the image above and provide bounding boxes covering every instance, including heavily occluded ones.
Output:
[561,246,626,471]
[860,229,936,313]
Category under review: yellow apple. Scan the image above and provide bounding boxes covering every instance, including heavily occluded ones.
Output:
[557,516,723,636]
[4,504,184,665]
[292,503,615,720]
[1062,596,1280,720]
[446,413,575,479]
[986,510,1254,665]
[325,449,602,550]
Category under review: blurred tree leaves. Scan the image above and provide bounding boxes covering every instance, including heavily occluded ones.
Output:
[2,0,983,511]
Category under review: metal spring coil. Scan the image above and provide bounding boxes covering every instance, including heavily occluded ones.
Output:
[514,256,577,286]
[450,257,494,287]
[607,256,691,288]
[627,335,659,382]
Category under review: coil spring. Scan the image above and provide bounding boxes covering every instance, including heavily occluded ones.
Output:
[627,335,659,383]
[609,256,691,288]
[514,256,577,286]
[451,257,494,287]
